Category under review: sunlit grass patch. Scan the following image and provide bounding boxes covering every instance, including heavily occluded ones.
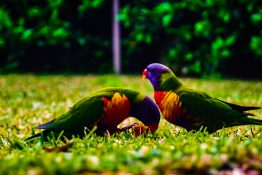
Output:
[0,74,261,174]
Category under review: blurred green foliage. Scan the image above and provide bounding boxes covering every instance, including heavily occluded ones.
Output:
[120,0,262,78]
[0,75,261,174]
[0,0,111,73]
[0,0,261,78]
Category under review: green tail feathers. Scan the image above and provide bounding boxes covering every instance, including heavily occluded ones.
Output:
[24,130,68,142]
[24,130,51,141]
[243,117,262,125]
[24,132,43,141]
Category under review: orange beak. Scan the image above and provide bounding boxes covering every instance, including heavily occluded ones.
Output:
[142,69,148,79]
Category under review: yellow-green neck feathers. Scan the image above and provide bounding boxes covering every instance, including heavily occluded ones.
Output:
[159,72,183,91]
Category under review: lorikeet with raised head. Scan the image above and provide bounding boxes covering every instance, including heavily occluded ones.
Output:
[142,63,262,132]
[26,88,160,141]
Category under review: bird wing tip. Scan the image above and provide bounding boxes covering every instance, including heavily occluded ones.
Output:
[36,119,55,129]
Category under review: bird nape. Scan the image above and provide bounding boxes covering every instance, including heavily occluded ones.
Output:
[143,63,261,133]
[25,87,160,141]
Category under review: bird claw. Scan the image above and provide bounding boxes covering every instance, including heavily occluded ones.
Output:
[119,123,138,132]
[120,123,152,136]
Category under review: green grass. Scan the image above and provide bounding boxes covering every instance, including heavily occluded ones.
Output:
[0,74,261,175]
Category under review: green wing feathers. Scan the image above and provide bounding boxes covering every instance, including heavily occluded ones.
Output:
[49,97,104,130]
[216,99,260,113]
[178,88,262,131]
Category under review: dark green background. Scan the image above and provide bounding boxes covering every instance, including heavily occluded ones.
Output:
[0,0,261,78]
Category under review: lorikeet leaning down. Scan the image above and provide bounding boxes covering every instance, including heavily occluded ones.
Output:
[142,63,262,132]
[26,88,160,140]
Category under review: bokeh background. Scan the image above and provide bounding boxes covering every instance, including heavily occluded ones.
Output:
[0,0,261,78]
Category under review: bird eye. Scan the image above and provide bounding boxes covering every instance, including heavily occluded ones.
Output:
[147,67,153,72]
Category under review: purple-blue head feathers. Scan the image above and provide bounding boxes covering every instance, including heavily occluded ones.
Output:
[131,96,160,131]
[142,63,171,91]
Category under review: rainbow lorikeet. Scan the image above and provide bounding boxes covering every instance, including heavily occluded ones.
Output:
[26,88,160,140]
[142,63,262,132]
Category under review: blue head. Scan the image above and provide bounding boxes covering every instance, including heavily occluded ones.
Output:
[142,63,172,91]
[131,96,160,132]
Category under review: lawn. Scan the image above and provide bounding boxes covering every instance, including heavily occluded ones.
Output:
[0,74,261,175]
